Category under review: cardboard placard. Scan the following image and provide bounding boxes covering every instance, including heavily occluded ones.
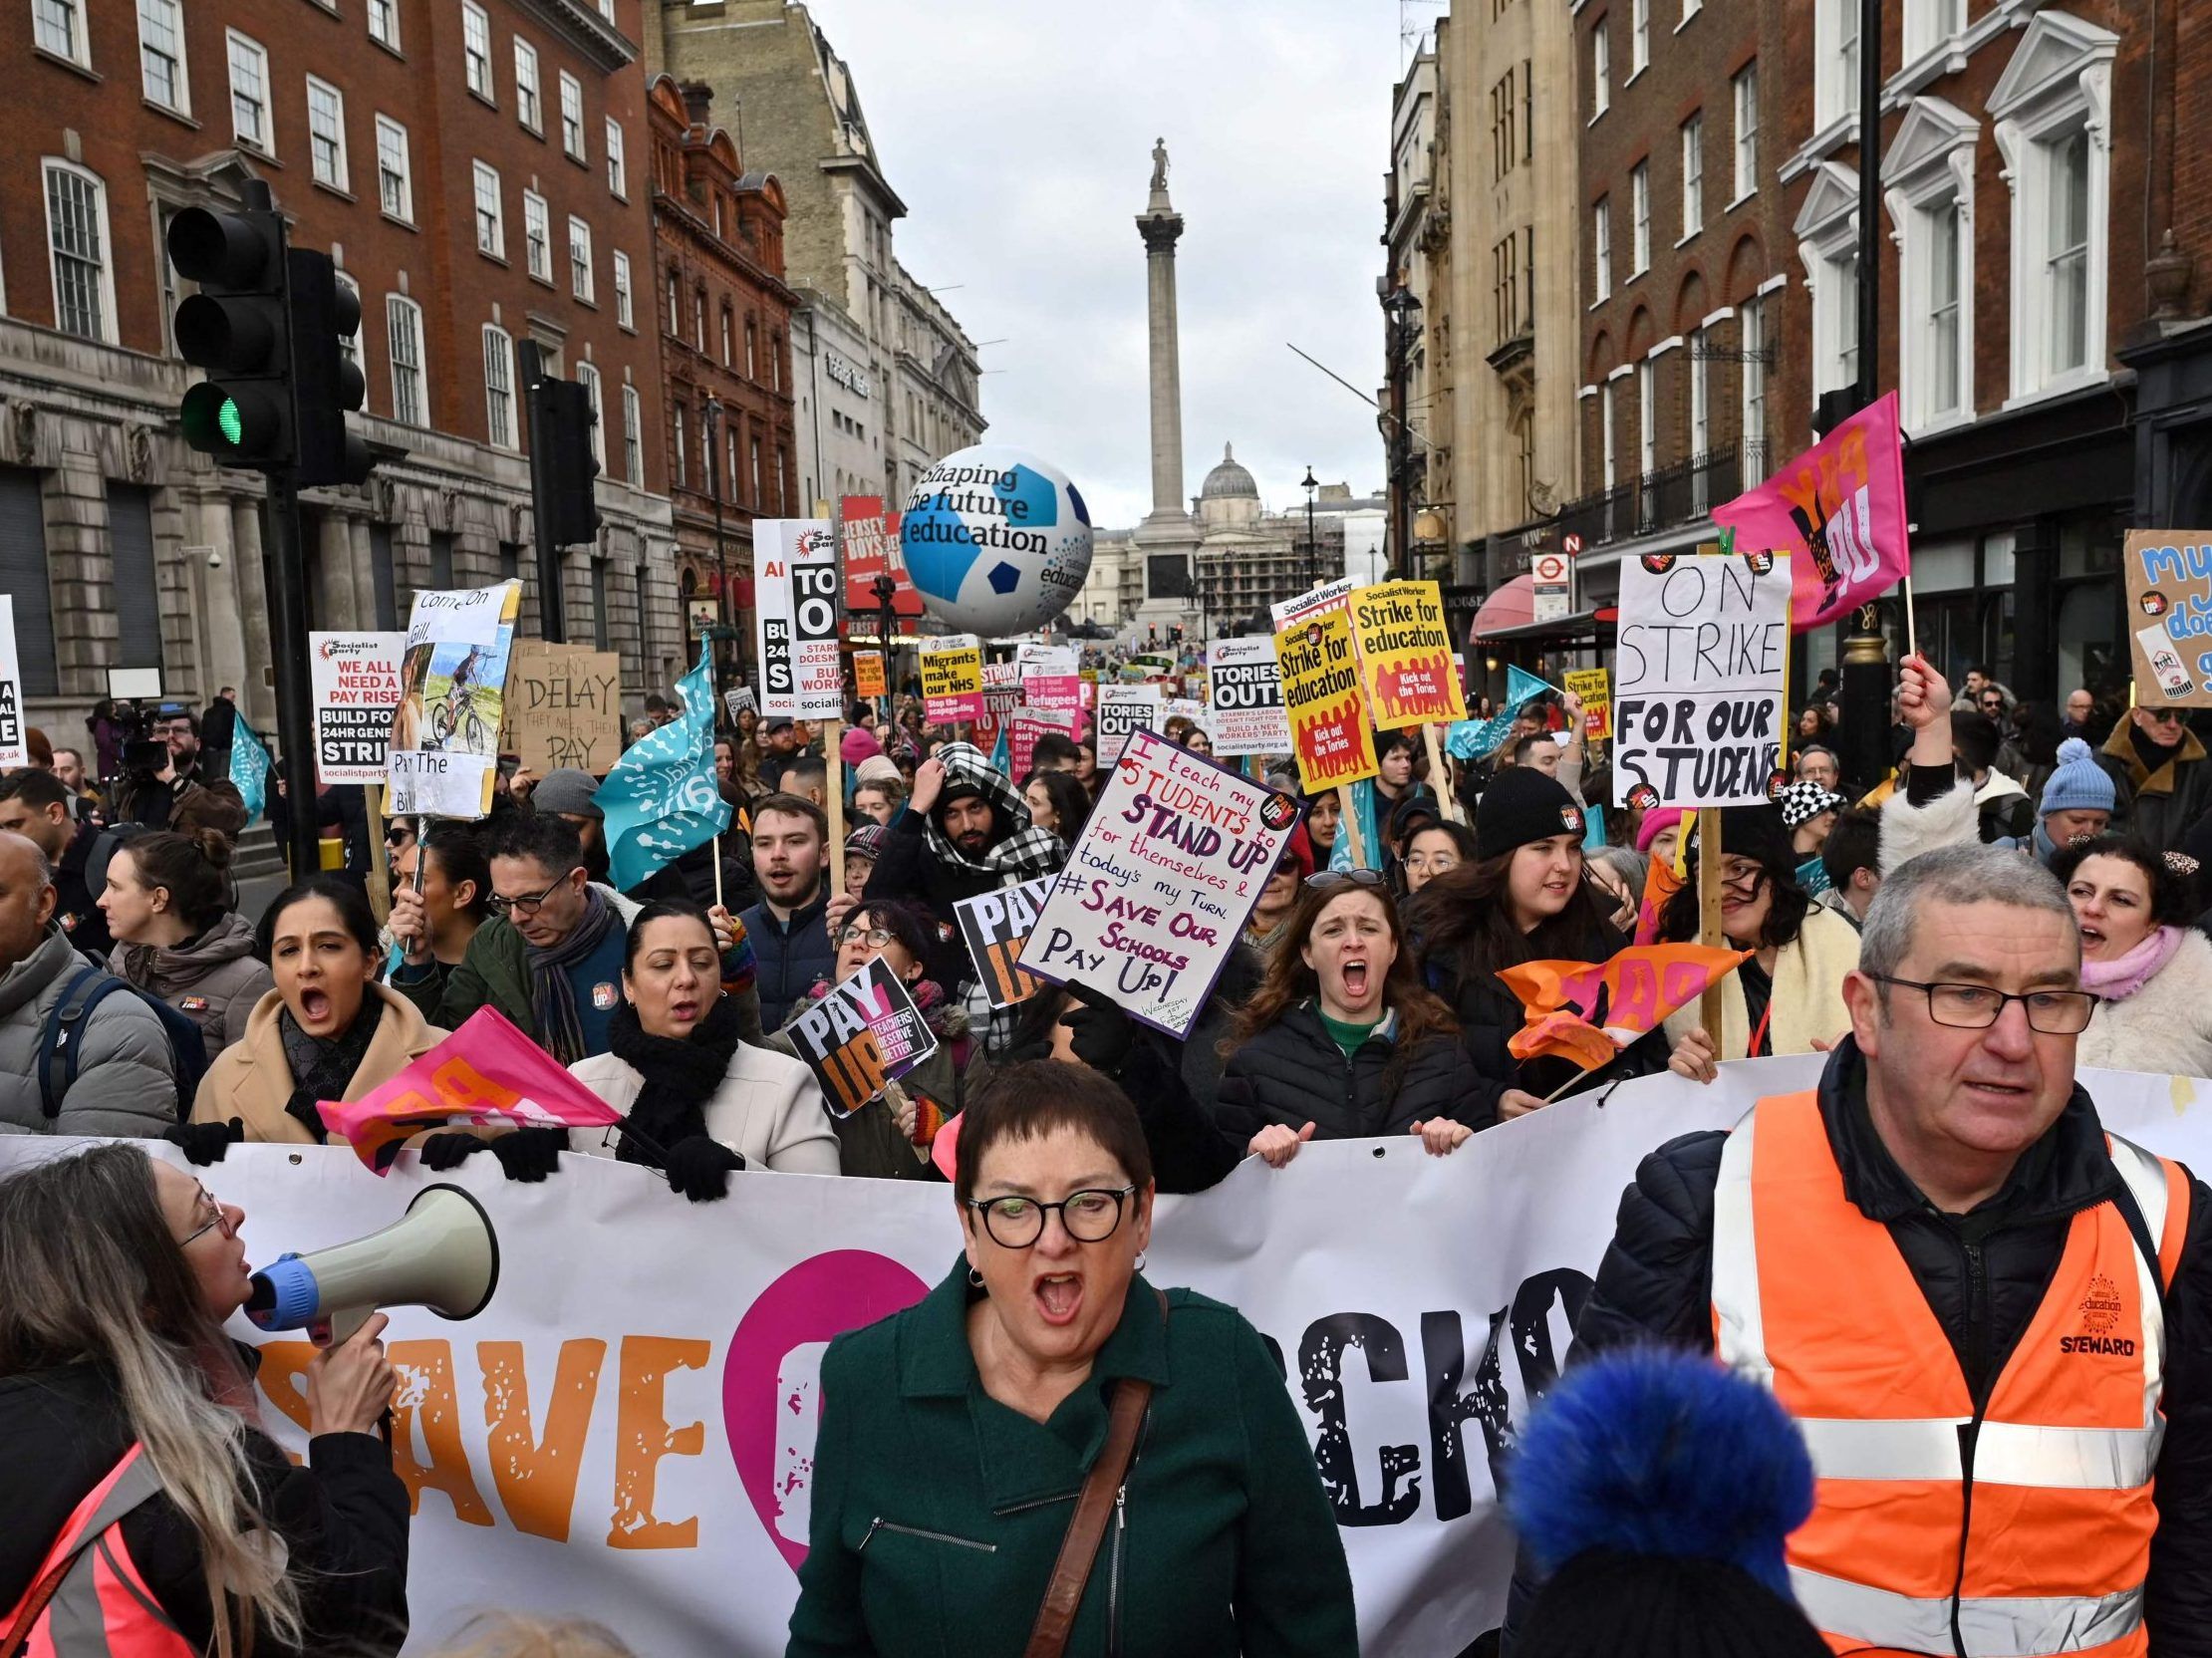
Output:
[2123,530,2212,706]
[953,874,1057,1009]
[1017,729,1303,1037]
[853,651,887,699]
[1613,554,1791,807]
[1207,637,1291,758]
[919,635,985,724]
[1352,580,1467,726]
[755,520,843,718]
[784,958,939,1118]
[1563,668,1611,740]
[309,632,407,784]
[1274,608,1379,792]
[499,643,622,775]
[1094,684,1164,762]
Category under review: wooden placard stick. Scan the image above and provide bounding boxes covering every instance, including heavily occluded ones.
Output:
[825,718,847,897]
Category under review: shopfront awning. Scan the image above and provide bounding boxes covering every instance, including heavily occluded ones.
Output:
[1471,576,1533,639]
[1475,606,1614,644]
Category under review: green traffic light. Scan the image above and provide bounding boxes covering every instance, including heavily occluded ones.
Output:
[218,398,244,447]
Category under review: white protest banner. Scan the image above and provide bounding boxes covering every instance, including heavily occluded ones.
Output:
[13,1058,2209,1658]
[386,748,494,818]
[1270,574,1354,629]
[1014,642,1077,678]
[309,632,407,784]
[1094,684,1164,762]
[754,520,842,719]
[1208,636,1291,757]
[1019,727,1302,1036]
[1613,552,1792,807]
[783,958,938,1118]
[389,581,520,817]
[953,872,1056,1007]
[0,596,27,769]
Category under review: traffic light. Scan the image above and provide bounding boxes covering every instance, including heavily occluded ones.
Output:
[289,249,372,486]
[168,204,293,468]
[531,378,601,546]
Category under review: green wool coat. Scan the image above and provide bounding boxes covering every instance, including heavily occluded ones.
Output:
[785,1259,1358,1658]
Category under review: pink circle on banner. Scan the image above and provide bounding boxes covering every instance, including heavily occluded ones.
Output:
[724,1249,933,1571]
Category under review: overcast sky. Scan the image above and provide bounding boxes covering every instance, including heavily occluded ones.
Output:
[798,0,1429,530]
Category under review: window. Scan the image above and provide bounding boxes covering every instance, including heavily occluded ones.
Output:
[1680,116,1703,239]
[462,2,493,101]
[1637,359,1656,477]
[387,295,425,424]
[368,0,399,49]
[43,162,114,344]
[1592,197,1612,301]
[1591,21,1609,120]
[671,402,687,489]
[472,161,504,258]
[1741,296,1770,481]
[559,72,585,160]
[665,268,679,335]
[1905,0,1965,60]
[719,306,732,368]
[692,289,705,352]
[1491,67,1519,181]
[750,436,764,507]
[771,334,782,392]
[1797,163,1861,398]
[307,79,349,189]
[2046,131,2090,377]
[482,325,516,447]
[1890,100,1978,426]
[34,0,84,63]
[1630,162,1650,274]
[1832,252,1860,390]
[1689,328,1712,509]
[576,362,605,467]
[1630,0,1649,76]
[1816,0,1859,129]
[1492,232,1525,346]
[568,216,594,302]
[1601,379,1618,485]
[515,40,541,133]
[227,32,272,152]
[623,384,643,485]
[376,117,414,221]
[1733,65,1760,200]
[138,0,189,112]
[612,250,634,329]
[523,190,550,280]
[606,119,626,198]
[745,317,758,379]
[1926,199,1965,415]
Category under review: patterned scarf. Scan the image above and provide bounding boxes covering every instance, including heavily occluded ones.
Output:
[923,742,1066,884]
[277,992,387,1139]
[525,886,620,1065]
[604,993,744,1168]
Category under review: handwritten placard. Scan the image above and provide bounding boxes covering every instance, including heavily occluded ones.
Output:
[387,748,494,818]
[2123,530,2212,706]
[500,643,622,775]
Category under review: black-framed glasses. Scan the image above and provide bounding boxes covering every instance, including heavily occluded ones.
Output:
[176,1185,235,1248]
[1305,869,1385,892]
[487,870,580,916]
[967,1186,1137,1248]
[838,925,894,949]
[2145,708,2186,726]
[1864,972,2099,1035]
[385,823,415,844]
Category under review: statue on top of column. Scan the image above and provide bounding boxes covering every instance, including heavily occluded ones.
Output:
[1150,138,1170,195]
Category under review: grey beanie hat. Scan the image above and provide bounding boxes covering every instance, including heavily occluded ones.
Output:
[530,766,604,820]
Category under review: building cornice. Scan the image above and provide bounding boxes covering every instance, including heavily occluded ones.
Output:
[512,0,636,75]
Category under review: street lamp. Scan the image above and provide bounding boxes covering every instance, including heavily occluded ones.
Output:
[1302,465,1319,592]
[1379,283,1423,579]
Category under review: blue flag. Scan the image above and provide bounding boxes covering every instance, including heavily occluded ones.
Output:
[229,720,271,825]
[1445,665,1557,760]
[594,644,731,894]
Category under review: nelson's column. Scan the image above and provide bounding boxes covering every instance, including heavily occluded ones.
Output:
[1133,139,1203,638]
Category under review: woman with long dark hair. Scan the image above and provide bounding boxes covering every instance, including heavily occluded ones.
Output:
[101,830,272,1059]
[1219,871,1485,1163]
[1019,769,1091,848]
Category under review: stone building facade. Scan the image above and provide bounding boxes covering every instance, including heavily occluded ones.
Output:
[2,0,686,749]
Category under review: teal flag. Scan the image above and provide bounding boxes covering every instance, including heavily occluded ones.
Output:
[229,720,270,825]
[594,644,731,894]
[1326,778,1383,873]
[1445,665,1557,760]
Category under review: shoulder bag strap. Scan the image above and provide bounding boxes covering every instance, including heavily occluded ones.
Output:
[1022,1288,1169,1658]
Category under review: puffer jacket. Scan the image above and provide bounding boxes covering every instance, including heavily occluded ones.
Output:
[111,911,272,1058]
[1216,998,1492,1143]
[1567,1038,2212,1647]
[0,928,176,1136]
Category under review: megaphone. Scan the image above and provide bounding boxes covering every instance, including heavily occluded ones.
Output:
[246,1184,500,1348]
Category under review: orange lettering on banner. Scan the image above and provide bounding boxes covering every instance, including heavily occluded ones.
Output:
[609,1335,709,1549]
[390,1339,495,1525]
[253,1340,319,1465]
[433,1057,522,1111]
[480,1338,608,1543]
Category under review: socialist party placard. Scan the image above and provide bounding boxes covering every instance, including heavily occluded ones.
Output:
[1019,728,1304,1037]
[1094,684,1163,762]
[1613,552,1792,808]
[1208,637,1290,757]
[309,632,407,783]
[754,520,842,718]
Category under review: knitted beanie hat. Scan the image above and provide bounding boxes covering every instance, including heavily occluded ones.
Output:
[1477,766,1585,861]
[2041,738,2116,817]
[530,767,604,820]
[1635,805,1689,855]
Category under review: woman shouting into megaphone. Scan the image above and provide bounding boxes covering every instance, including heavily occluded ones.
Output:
[0,1144,410,1658]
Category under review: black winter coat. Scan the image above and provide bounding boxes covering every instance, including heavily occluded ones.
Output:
[863,809,1002,990]
[1568,1041,2212,1651]
[0,1358,410,1657]
[1216,999,1494,1143]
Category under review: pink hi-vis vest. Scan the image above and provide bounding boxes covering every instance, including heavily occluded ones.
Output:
[3,1445,195,1658]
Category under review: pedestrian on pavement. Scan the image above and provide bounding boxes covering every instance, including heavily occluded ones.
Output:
[199,686,238,779]
[99,830,272,1061]
[737,792,836,1029]
[0,768,113,958]
[2052,834,2212,1078]
[2100,702,2212,856]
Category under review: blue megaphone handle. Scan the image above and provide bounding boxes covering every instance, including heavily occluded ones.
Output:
[245,1252,321,1331]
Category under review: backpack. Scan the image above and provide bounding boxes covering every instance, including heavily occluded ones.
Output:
[36,965,210,1121]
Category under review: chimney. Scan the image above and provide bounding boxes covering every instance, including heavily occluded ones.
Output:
[680,82,713,131]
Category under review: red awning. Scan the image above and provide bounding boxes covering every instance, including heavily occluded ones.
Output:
[1471,575,1533,641]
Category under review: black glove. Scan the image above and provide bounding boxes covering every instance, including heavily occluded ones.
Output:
[417,1132,492,1171]
[1061,984,1134,1074]
[663,1136,746,1203]
[487,1127,566,1183]
[165,1118,243,1166]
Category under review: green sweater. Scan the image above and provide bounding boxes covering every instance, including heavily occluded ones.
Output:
[786,1258,1358,1658]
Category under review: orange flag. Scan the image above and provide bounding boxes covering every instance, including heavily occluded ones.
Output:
[1500,944,1751,1069]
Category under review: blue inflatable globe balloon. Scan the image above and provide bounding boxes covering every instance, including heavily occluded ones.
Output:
[899,446,1093,636]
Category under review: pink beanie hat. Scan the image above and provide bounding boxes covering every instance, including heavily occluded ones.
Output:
[1634,806,1689,854]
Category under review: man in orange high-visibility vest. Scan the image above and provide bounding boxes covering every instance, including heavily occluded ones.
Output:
[1571,841,2212,1657]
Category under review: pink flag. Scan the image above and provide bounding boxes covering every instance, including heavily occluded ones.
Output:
[1711,391,1910,634]
[317,1006,625,1174]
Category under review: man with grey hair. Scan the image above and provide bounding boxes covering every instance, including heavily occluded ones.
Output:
[1570,838,2212,1650]
[0,831,176,1135]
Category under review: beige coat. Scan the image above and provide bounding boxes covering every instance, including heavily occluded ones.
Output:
[1664,903,1861,1060]
[568,1044,842,1175]
[191,983,449,1145]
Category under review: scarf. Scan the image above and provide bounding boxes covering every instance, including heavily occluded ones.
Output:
[277,992,387,1139]
[923,742,1066,883]
[2078,925,2185,1003]
[605,993,744,1168]
[526,887,621,1066]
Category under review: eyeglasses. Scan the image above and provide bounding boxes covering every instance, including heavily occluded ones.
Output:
[487,871,580,916]
[966,1186,1137,1249]
[385,824,415,844]
[176,1185,236,1248]
[1305,869,1385,892]
[1864,972,2099,1035]
[838,925,894,949]
[2145,708,2186,726]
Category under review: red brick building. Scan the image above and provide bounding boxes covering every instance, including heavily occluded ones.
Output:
[645,75,796,672]
[1,0,686,742]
